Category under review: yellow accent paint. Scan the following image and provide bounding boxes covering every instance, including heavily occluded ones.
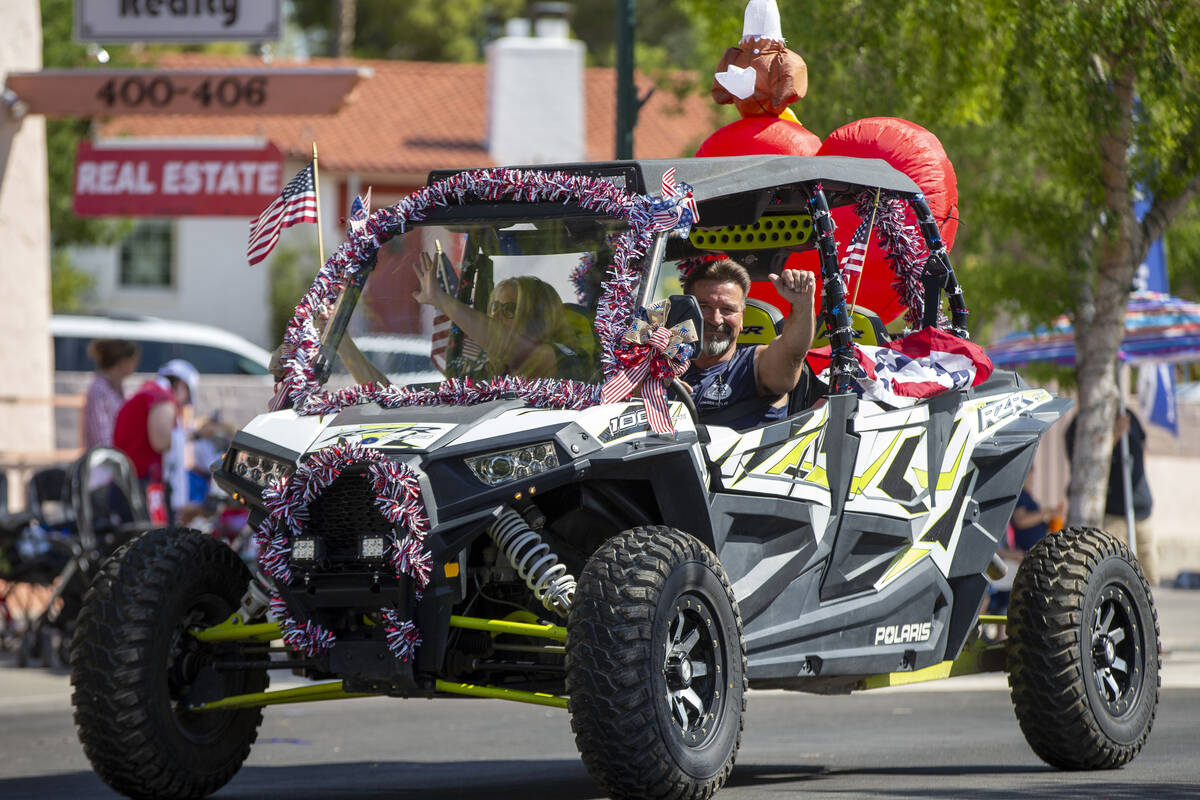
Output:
[912,468,928,489]
[436,680,568,709]
[936,439,968,491]
[690,214,814,251]
[192,680,570,712]
[444,562,460,578]
[779,107,800,123]
[857,638,1006,690]
[449,614,567,642]
[191,681,374,711]
[766,430,821,476]
[803,464,829,488]
[191,615,281,643]
[880,547,929,583]
[849,433,901,496]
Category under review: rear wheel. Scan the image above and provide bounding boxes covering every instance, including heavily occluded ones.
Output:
[71,529,268,799]
[1008,527,1160,769]
[566,526,746,800]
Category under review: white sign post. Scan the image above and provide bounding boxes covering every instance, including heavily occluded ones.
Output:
[74,0,282,43]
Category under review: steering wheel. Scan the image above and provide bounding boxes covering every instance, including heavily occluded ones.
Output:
[671,378,700,427]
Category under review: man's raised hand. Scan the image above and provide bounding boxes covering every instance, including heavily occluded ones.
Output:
[768,268,816,308]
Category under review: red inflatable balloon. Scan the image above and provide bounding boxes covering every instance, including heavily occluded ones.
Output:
[695,116,822,157]
[779,118,959,324]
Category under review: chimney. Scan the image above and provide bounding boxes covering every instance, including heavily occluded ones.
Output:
[486,2,584,166]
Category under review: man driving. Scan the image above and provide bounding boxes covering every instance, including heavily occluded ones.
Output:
[680,258,816,429]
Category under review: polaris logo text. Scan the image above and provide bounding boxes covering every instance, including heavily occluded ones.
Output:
[874,622,932,645]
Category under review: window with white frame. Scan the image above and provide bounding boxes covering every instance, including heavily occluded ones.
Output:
[118,220,174,288]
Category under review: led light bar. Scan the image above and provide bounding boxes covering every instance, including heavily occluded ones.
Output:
[358,535,387,561]
[291,535,323,564]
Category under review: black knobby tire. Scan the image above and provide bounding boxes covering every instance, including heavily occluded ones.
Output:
[566,526,746,800]
[70,528,268,799]
[1007,526,1160,770]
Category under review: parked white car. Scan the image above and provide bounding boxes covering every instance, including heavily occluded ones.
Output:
[51,313,272,376]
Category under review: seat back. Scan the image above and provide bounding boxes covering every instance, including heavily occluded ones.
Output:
[810,306,891,349]
[738,297,784,345]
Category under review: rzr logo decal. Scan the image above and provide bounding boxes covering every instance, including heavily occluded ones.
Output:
[874,621,932,645]
[977,392,1042,430]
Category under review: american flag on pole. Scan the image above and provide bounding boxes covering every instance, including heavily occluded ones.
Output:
[247,161,318,266]
[347,187,371,236]
[840,215,872,275]
[428,244,460,372]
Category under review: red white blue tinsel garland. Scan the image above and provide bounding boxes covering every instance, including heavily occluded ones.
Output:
[259,441,431,660]
[382,609,422,662]
[271,168,673,416]
[269,595,336,657]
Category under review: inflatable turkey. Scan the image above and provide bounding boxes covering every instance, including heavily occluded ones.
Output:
[695,0,960,326]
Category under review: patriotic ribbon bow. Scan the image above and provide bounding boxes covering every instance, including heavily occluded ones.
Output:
[648,168,700,237]
[600,299,698,434]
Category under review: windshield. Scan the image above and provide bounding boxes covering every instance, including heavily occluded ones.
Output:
[333,216,627,387]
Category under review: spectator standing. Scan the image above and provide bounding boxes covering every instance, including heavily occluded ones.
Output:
[113,359,198,524]
[1066,410,1158,586]
[81,339,139,449]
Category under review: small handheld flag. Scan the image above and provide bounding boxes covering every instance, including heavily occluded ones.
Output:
[248,161,318,266]
[347,187,372,236]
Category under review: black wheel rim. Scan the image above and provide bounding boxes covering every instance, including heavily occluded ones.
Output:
[662,590,725,748]
[167,593,240,742]
[1089,582,1144,718]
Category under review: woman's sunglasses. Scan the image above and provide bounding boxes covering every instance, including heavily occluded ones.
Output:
[489,300,517,319]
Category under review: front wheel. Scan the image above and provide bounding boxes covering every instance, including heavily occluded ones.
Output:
[71,529,268,799]
[1007,526,1160,769]
[566,526,746,800]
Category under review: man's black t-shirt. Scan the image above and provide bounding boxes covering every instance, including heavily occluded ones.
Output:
[680,345,785,430]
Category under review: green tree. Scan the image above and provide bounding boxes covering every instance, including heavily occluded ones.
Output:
[683,0,1200,527]
[268,246,317,345]
[290,0,524,61]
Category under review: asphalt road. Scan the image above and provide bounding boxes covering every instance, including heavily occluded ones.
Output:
[2,587,1198,800]
[2,670,1198,799]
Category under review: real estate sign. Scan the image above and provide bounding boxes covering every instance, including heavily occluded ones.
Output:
[74,140,284,217]
[75,0,282,43]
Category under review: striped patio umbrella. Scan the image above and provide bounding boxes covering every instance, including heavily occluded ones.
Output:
[988,291,1200,368]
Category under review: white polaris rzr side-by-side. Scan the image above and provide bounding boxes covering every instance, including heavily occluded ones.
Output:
[71,157,1159,800]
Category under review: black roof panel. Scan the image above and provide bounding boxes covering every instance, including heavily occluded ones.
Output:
[428,155,921,201]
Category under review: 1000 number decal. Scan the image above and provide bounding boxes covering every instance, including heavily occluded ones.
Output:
[94,77,267,109]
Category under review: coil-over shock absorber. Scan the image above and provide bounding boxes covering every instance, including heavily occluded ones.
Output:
[487,507,576,617]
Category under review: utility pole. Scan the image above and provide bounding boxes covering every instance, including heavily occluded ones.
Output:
[615,0,635,160]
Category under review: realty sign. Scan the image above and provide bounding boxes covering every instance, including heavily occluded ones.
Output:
[75,0,282,43]
[74,140,283,216]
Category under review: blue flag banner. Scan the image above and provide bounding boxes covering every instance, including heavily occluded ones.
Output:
[1138,362,1178,436]
[1134,195,1168,293]
[1133,189,1178,436]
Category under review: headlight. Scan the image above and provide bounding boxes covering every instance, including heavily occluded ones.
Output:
[231,450,294,488]
[465,442,559,486]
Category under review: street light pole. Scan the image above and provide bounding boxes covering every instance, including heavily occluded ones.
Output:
[615,0,635,160]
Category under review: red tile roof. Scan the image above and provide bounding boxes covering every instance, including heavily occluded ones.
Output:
[98,54,719,177]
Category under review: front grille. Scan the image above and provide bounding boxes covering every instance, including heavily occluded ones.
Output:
[306,466,395,562]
